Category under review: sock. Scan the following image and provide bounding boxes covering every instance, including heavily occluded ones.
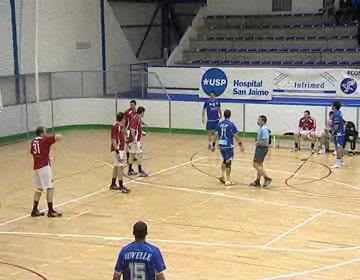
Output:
[336,159,341,166]
[138,165,143,173]
[212,142,215,147]
[264,176,271,181]
[111,178,116,186]
[255,178,260,183]
[48,202,54,212]
[340,157,345,164]
[32,201,39,212]
[126,152,129,163]
[311,143,315,149]
[295,143,299,149]
[129,164,133,172]
[321,145,325,151]
[119,180,123,188]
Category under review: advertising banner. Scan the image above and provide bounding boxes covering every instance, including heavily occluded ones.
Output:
[199,67,360,100]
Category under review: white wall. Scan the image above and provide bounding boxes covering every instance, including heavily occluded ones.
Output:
[12,0,137,75]
[1,98,359,139]
[207,0,323,15]
[0,0,14,76]
[110,2,162,60]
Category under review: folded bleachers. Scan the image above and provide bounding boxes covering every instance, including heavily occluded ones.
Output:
[175,13,360,66]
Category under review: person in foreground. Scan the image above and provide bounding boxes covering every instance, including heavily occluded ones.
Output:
[216,109,244,187]
[110,112,130,193]
[250,115,272,188]
[202,92,221,151]
[331,101,346,169]
[113,221,166,280]
[30,126,62,217]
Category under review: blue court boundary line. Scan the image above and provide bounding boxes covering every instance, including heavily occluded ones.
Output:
[146,93,360,106]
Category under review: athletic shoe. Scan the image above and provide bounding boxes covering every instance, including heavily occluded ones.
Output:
[109,184,120,190]
[120,186,130,193]
[333,151,337,155]
[330,164,342,169]
[139,171,149,177]
[128,170,138,176]
[311,149,316,154]
[142,131,147,136]
[208,144,212,150]
[249,181,261,187]
[31,210,45,217]
[263,178,273,188]
[47,210,63,218]
[218,176,225,184]
[318,149,326,154]
[211,146,216,152]
[224,180,234,187]
[290,148,299,152]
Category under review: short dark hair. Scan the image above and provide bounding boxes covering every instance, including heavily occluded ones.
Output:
[329,111,334,116]
[137,106,145,114]
[36,126,45,136]
[332,101,342,110]
[259,115,267,123]
[304,110,310,115]
[116,112,124,122]
[130,100,137,105]
[133,221,147,240]
[224,109,231,119]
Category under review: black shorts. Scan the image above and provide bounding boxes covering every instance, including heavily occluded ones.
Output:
[254,146,268,162]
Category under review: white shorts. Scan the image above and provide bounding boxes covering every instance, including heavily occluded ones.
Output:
[299,131,316,138]
[129,142,142,154]
[113,150,126,167]
[33,166,53,190]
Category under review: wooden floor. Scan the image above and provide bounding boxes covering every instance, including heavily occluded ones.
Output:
[1,130,360,280]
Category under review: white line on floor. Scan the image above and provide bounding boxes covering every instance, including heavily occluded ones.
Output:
[0,231,359,253]
[261,256,360,280]
[195,162,360,192]
[133,180,360,220]
[262,211,325,248]
[0,158,203,227]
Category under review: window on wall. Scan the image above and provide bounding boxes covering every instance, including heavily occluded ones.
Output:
[272,0,292,12]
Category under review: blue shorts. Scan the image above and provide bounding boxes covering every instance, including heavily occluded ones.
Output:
[335,135,345,147]
[220,147,234,162]
[206,120,219,131]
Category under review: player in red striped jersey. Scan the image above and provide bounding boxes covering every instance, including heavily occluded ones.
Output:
[128,107,148,177]
[30,127,63,217]
[110,112,130,193]
[293,110,317,153]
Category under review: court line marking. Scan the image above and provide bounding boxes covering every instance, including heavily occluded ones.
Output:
[197,159,360,192]
[0,231,359,253]
[0,158,204,227]
[134,180,360,220]
[261,256,360,280]
[65,210,90,221]
[263,211,325,247]
[160,195,216,223]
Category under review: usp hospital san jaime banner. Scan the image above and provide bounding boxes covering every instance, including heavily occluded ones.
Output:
[199,67,360,100]
[199,67,272,100]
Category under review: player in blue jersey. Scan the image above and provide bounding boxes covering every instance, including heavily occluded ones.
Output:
[216,109,243,187]
[331,101,345,169]
[113,221,166,280]
[202,92,222,152]
[250,115,272,188]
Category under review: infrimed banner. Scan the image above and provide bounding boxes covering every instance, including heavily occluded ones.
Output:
[198,67,360,100]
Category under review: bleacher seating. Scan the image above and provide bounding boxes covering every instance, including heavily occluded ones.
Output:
[175,13,360,66]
